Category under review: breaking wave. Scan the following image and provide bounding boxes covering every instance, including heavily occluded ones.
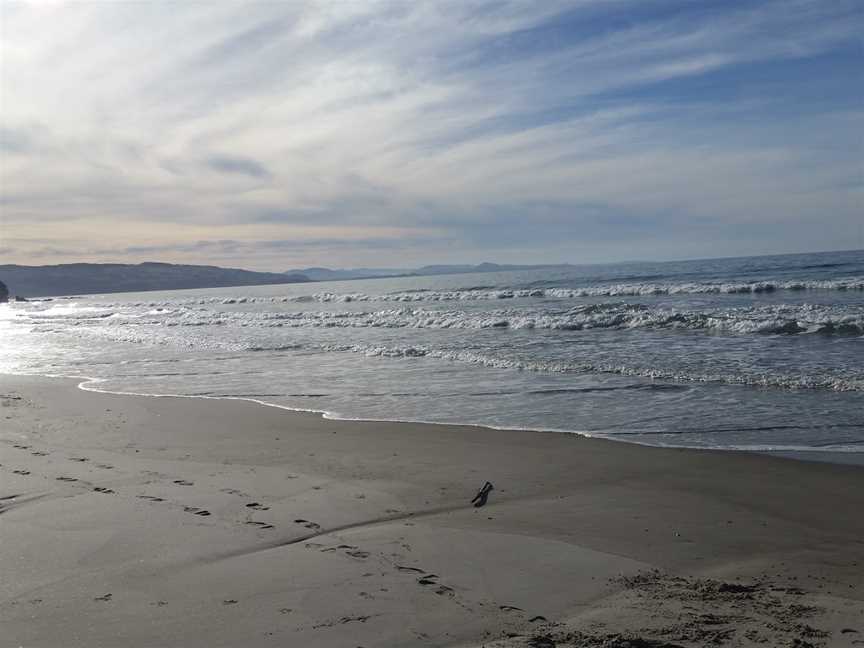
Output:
[244,344,303,352]
[275,303,864,335]
[298,276,864,302]
[17,302,864,336]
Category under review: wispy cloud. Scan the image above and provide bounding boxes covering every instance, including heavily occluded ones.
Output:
[205,155,271,179]
[1,0,861,269]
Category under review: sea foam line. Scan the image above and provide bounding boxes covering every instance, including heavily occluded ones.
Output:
[8,373,864,454]
[6,370,857,455]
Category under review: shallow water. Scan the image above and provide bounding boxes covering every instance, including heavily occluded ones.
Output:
[1,249,862,456]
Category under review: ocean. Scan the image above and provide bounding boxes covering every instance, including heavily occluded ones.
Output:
[2,250,862,461]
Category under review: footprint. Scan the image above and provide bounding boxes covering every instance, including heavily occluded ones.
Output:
[279,608,293,614]
[95,463,114,470]
[222,599,238,605]
[500,605,524,612]
[69,457,89,463]
[396,565,426,574]
[173,479,193,486]
[245,521,274,529]
[12,444,30,450]
[136,495,165,502]
[93,593,112,602]
[418,576,439,585]
[245,502,269,511]
[12,469,30,475]
[183,506,211,516]
[93,487,115,494]
[529,616,547,623]
[294,519,321,530]
[56,476,78,482]
[434,585,455,597]
[345,550,370,559]
[31,451,49,456]
[337,544,357,550]
[220,488,248,496]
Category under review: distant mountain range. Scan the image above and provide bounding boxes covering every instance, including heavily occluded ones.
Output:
[0,260,574,298]
[285,262,571,281]
[0,262,310,298]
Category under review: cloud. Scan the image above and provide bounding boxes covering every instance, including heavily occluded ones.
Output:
[205,155,271,179]
[0,0,861,269]
[0,127,34,154]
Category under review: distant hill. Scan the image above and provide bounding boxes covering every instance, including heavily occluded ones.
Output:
[285,267,411,281]
[0,262,310,298]
[0,278,8,303]
[285,262,572,280]
[0,260,574,298]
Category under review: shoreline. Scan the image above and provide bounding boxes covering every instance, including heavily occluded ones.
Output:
[11,369,864,465]
[2,373,863,647]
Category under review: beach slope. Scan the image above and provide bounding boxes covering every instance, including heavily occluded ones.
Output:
[1,375,862,647]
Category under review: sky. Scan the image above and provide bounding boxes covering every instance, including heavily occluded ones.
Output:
[1,0,862,271]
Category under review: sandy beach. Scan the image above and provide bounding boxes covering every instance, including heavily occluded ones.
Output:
[1,374,862,647]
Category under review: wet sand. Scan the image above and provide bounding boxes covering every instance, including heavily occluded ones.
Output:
[1,374,862,647]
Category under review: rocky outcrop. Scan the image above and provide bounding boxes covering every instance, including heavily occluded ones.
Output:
[0,279,8,303]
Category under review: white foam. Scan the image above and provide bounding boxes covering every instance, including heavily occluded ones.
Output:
[15,298,864,337]
[287,276,864,303]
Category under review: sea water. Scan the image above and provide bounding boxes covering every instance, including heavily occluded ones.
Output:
[1,250,862,459]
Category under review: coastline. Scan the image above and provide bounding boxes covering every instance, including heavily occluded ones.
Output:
[35,371,864,464]
[2,373,863,647]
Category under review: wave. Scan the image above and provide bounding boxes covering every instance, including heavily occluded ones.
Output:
[290,276,864,302]
[318,342,864,392]
[365,274,843,300]
[15,301,864,336]
[244,344,303,352]
[27,310,118,321]
[605,423,863,436]
[15,275,861,313]
[204,303,864,336]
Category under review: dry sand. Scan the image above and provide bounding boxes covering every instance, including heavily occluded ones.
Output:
[1,374,862,647]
